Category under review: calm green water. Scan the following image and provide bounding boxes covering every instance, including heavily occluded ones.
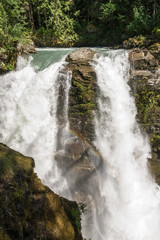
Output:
[26,47,125,72]
[30,48,77,71]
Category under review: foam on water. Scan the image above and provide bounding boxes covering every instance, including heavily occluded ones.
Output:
[92,50,160,240]
[0,54,71,194]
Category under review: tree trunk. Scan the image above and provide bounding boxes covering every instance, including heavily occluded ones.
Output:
[153,0,156,19]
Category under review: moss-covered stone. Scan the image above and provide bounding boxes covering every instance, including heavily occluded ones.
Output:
[0,143,83,240]
[66,48,98,144]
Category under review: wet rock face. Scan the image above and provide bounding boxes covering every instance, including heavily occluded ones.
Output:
[0,143,82,240]
[66,48,98,144]
[54,135,101,191]
[129,50,158,70]
[129,48,160,184]
[64,137,86,156]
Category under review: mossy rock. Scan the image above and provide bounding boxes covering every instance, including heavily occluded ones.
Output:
[66,48,98,144]
[0,143,83,240]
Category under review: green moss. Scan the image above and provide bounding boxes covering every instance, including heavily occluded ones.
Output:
[151,134,160,152]
[72,79,95,104]
[70,208,81,229]
[13,189,25,201]
[136,88,160,126]
[0,155,16,175]
[135,77,160,181]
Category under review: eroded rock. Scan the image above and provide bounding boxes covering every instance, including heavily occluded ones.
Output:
[64,137,85,156]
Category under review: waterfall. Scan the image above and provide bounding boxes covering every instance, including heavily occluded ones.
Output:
[0,53,71,195]
[92,50,160,240]
[1,48,160,240]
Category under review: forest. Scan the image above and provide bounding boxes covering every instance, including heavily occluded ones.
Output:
[0,0,160,49]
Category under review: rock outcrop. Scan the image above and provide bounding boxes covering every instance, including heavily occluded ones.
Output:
[0,40,36,75]
[54,48,102,198]
[0,143,83,240]
[66,48,98,144]
[52,48,103,236]
[129,47,160,184]
[16,39,36,55]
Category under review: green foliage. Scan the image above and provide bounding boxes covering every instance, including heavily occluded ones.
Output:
[100,2,116,18]
[153,27,160,36]
[0,2,7,44]
[70,207,81,228]
[1,0,160,50]
[126,6,151,37]
[70,202,87,229]
[48,0,78,45]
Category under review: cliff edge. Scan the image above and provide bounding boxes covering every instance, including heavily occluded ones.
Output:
[0,143,82,240]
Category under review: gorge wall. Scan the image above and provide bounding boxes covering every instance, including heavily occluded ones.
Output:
[57,46,160,188]
[129,45,160,184]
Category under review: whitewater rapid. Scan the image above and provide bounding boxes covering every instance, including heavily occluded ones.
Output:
[0,54,71,194]
[92,50,160,240]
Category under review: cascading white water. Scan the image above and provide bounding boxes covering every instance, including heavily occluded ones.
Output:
[1,48,160,240]
[0,53,71,195]
[92,50,160,240]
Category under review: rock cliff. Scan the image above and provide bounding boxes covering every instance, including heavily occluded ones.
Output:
[0,143,83,240]
[63,46,160,189]
[129,45,160,184]
[66,48,97,144]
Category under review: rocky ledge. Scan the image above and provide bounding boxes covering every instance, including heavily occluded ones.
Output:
[0,143,82,240]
